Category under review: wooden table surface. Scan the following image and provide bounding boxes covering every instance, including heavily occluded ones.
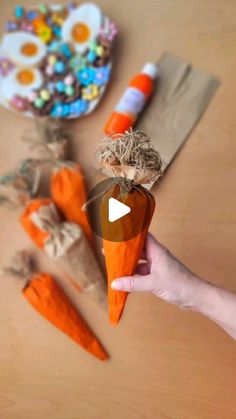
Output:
[0,1,236,418]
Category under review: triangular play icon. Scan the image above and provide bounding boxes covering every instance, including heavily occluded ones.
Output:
[108,198,131,223]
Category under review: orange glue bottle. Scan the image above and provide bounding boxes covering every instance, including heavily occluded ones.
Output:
[104,63,158,135]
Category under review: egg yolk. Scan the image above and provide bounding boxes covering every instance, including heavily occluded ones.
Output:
[72,23,90,43]
[17,69,35,85]
[21,43,38,57]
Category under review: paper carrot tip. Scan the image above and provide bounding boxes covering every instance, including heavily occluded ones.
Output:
[23,273,108,361]
[109,301,127,325]
[87,339,109,361]
[105,230,151,325]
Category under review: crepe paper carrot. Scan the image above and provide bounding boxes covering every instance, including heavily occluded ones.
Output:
[96,129,162,325]
[102,187,155,324]
[20,199,107,308]
[1,251,108,361]
[23,118,69,161]
[51,162,93,243]
[0,159,41,208]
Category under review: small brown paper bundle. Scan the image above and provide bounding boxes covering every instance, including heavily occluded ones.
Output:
[23,118,69,161]
[1,251,108,360]
[0,159,41,207]
[20,199,107,308]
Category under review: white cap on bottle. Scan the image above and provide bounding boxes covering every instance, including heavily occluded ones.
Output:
[142,63,158,79]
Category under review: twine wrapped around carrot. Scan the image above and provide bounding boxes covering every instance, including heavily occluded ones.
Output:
[1,250,108,361]
[20,199,107,307]
[51,161,93,243]
[0,159,41,207]
[96,129,162,325]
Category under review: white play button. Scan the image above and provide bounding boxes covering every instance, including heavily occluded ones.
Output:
[108,198,131,223]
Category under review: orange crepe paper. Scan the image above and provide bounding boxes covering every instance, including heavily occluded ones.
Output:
[23,272,108,360]
[101,184,155,325]
[20,198,52,248]
[51,163,93,243]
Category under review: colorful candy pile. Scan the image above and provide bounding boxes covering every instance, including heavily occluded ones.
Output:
[0,3,118,118]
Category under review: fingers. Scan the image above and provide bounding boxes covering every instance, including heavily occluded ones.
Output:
[111,274,154,292]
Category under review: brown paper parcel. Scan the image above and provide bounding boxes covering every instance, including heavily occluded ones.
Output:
[139,52,220,180]
[0,159,41,207]
[30,203,107,307]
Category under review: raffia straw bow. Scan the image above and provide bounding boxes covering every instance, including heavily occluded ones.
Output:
[0,159,41,208]
[30,204,83,259]
[0,250,33,282]
[30,203,61,234]
[83,130,162,211]
[23,118,70,161]
[96,129,162,184]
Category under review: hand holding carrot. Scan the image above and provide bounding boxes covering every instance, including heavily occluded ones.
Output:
[111,233,202,309]
[111,233,236,340]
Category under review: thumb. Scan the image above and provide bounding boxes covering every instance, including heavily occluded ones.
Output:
[111,274,154,293]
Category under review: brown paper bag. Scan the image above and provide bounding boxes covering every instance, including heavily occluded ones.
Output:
[23,202,107,308]
[139,52,220,175]
[102,53,219,187]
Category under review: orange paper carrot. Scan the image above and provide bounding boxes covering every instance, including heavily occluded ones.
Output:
[104,235,148,325]
[24,273,108,360]
[51,162,92,243]
[96,130,162,325]
[102,184,155,324]
[1,251,108,361]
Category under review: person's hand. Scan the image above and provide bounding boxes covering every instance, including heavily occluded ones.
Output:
[111,233,204,310]
[111,234,236,340]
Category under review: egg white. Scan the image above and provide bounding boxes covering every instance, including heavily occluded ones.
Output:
[61,3,103,52]
[2,32,46,66]
[0,67,42,101]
